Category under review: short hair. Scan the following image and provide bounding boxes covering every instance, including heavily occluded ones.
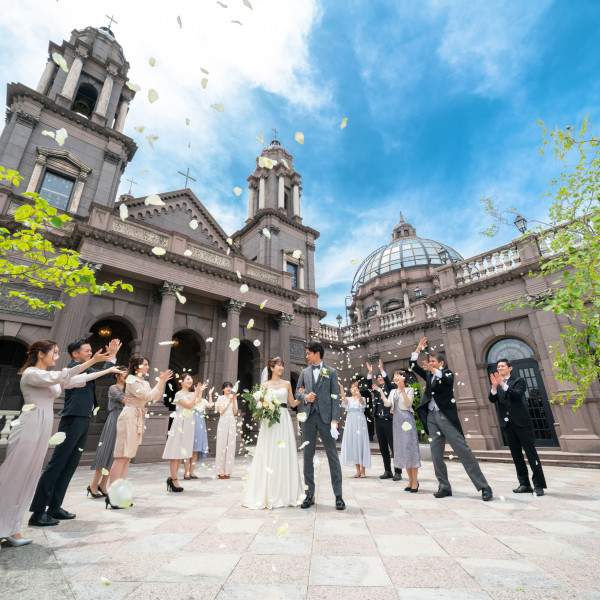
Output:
[429,353,447,367]
[178,373,194,390]
[306,341,325,358]
[221,381,233,391]
[497,357,513,368]
[392,369,406,378]
[67,338,91,357]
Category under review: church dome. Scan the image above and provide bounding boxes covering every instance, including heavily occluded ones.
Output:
[351,212,463,293]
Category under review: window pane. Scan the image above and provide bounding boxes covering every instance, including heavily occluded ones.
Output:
[286,262,298,287]
[39,172,74,210]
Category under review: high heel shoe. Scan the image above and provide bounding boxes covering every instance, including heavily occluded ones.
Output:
[166,477,184,492]
[410,483,420,493]
[5,536,33,547]
[98,486,108,497]
[87,485,103,499]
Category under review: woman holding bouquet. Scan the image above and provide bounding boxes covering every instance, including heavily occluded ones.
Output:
[242,357,304,509]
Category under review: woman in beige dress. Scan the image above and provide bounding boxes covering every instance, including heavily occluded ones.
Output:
[0,340,118,550]
[162,374,203,492]
[107,354,172,506]
[215,381,238,479]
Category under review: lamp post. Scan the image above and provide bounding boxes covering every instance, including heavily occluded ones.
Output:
[336,314,343,327]
[514,214,528,234]
[439,249,450,265]
[414,287,423,301]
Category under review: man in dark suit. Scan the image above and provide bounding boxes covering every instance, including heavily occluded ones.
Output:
[295,341,345,510]
[489,358,546,496]
[412,337,493,501]
[366,360,402,481]
[29,337,120,526]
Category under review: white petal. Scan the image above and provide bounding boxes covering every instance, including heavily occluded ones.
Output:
[201,78,208,89]
[295,131,304,144]
[176,292,187,304]
[260,299,267,309]
[262,227,271,238]
[281,158,289,169]
[186,118,190,126]
[158,340,175,346]
[148,89,159,103]
[42,130,55,139]
[340,117,348,129]
[236,270,242,279]
[292,250,302,259]
[126,81,141,92]
[49,431,66,445]
[246,319,254,329]
[226,237,233,245]
[201,67,209,74]
[93,406,100,416]
[52,52,69,72]
[211,103,225,112]
[206,337,214,343]
[229,338,240,351]
[101,468,109,476]
[100,577,111,586]
[184,249,192,256]
[146,134,159,148]
[152,247,166,256]
[55,128,68,146]
[255,131,264,144]
[243,0,253,8]
[298,441,310,449]
[145,194,165,206]
[177,15,182,28]
[134,126,145,133]
[108,478,133,508]
[189,219,199,230]
[21,404,36,412]
[240,284,249,293]
[233,186,242,196]
[401,422,412,431]
[231,20,242,25]
[253,339,260,347]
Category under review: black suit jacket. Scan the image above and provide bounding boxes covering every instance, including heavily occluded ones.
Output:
[366,375,393,419]
[59,360,113,418]
[488,376,531,429]
[410,359,464,436]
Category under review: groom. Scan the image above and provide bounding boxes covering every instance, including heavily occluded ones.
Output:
[295,342,345,510]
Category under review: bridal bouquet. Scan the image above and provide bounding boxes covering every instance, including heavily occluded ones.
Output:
[242,384,281,428]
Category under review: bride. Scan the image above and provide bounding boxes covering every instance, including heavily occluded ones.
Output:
[242,356,305,509]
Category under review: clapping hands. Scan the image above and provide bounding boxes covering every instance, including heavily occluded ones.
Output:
[490,372,504,390]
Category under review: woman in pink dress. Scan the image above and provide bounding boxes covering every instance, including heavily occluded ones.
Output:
[0,340,119,550]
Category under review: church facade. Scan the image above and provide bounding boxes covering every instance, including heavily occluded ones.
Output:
[0,26,323,462]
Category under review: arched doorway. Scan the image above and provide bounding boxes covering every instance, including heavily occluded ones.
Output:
[0,339,27,412]
[486,338,558,447]
[86,319,135,452]
[237,341,260,443]
[165,331,203,409]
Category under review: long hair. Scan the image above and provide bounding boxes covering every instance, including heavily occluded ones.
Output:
[18,339,57,374]
[267,356,284,380]
[124,354,149,391]
[178,373,194,391]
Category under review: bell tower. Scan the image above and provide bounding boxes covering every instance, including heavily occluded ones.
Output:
[0,25,137,215]
[232,134,320,295]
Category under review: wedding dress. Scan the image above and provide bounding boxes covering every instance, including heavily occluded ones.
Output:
[242,386,305,509]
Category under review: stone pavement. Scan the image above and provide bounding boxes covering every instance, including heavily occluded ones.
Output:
[1,453,600,600]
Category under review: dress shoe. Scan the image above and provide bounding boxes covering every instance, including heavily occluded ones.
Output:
[433,487,452,498]
[28,513,59,527]
[47,507,76,520]
[335,496,346,510]
[533,487,544,496]
[87,485,103,498]
[392,473,402,482]
[410,483,420,493]
[513,484,533,494]
[379,471,393,480]
[5,536,33,547]
[300,494,315,509]
[481,486,493,502]
[404,486,412,491]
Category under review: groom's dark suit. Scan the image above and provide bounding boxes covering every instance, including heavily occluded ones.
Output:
[295,362,343,497]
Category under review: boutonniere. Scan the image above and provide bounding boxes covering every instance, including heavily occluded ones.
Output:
[320,367,330,379]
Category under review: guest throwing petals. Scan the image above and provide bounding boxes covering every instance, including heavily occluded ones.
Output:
[107,355,172,508]
[340,381,371,478]
[0,340,120,547]
[215,382,238,479]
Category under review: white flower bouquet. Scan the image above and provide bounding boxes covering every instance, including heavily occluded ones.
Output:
[242,384,281,428]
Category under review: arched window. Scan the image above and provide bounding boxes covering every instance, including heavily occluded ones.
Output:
[487,338,534,363]
[72,83,98,117]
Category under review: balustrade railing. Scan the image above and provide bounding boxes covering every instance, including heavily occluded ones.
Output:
[379,307,414,332]
[0,410,19,446]
[320,323,340,343]
[454,243,521,286]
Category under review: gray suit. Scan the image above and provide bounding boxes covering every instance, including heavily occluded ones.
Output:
[295,363,343,497]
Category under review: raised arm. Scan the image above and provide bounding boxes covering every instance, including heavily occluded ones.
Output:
[67,365,123,389]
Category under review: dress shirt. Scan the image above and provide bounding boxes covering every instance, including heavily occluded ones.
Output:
[411,352,441,411]
[490,376,510,395]
[312,362,323,383]
[366,370,387,381]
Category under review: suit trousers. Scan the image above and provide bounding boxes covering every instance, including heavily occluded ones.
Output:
[428,410,488,492]
[505,422,547,488]
[30,415,89,514]
[375,418,401,474]
[302,412,343,497]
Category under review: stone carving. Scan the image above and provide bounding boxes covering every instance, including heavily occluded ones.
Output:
[246,265,281,285]
[80,261,103,271]
[111,220,168,247]
[440,314,460,331]
[104,149,121,165]
[15,109,39,129]
[189,247,232,269]
[5,109,13,124]
[224,299,245,314]
[526,289,554,307]
[160,281,184,298]
[0,284,59,320]
[290,339,305,360]
[277,312,294,326]
[306,242,315,251]
[74,48,89,61]
[367,352,380,363]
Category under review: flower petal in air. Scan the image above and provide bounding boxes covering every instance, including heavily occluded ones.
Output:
[401,422,412,431]
[146,134,159,149]
[231,20,242,25]
[262,227,271,238]
[295,131,304,145]
[255,131,264,144]
[177,15,182,28]
[185,118,190,126]
[281,158,289,169]
[277,523,289,538]
[145,194,165,206]
[229,338,240,351]
[340,117,348,129]
[126,81,141,92]
[101,468,109,476]
[211,103,225,112]
[260,299,267,309]
[298,440,309,449]
[42,130,55,139]
[175,292,186,304]
[296,413,307,423]
[189,219,199,230]
[134,126,145,133]
[217,1,228,6]
[184,249,192,257]
[243,0,253,8]
[201,67,209,74]
[240,284,249,293]
[49,432,66,445]
[52,52,69,72]
[233,187,242,196]
[152,247,166,256]
[206,337,214,342]
[246,319,254,329]
[55,128,68,146]
[108,478,133,508]
[21,404,36,412]
[253,339,260,347]
[227,237,233,245]
[93,406,100,416]
[292,250,302,259]
[101,577,111,586]
[158,340,175,346]
[201,78,208,89]
[148,89,159,103]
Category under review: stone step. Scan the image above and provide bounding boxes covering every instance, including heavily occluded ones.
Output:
[470,449,600,469]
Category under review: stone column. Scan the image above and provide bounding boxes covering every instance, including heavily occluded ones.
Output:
[68,172,88,213]
[292,185,300,216]
[95,70,116,118]
[26,155,46,194]
[248,187,255,218]
[258,178,265,209]
[61,49,87,100]
[113,96,130,132]
[298,262,305,290]
[151,281,183,374]
[36,59,57,95]
[278,176,285,209]
[223,299,245,382]
[277,312,294,378]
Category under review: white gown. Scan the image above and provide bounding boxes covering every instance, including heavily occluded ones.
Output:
[242,386,305,509]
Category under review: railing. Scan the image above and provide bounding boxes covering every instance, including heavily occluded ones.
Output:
[454,243,521,286]
[426,304,437,319]
[0,410,19,446]
[342,321,370,343]
[379,307,414,332]
[320,323,340,342]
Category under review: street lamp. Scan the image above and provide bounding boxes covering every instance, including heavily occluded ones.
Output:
[370,301,379,315]
[439,249,450,265]
[514,214,528,234]
[414,287,423,301]
[336,314,343,327]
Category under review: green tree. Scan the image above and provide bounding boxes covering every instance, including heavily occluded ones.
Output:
[481,117,600,410]
[1,166,132,311]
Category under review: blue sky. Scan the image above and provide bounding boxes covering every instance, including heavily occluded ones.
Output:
[1,0,599,323]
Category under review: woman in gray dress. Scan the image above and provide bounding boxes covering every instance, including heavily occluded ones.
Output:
[340,381,371,477]
[0,340,117,550]
[88,370,126,498]
[375,369,421,492]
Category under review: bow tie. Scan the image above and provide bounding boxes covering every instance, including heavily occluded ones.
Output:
[312,365,320,370]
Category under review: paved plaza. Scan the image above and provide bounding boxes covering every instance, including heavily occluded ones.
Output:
[1,453,600,600]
